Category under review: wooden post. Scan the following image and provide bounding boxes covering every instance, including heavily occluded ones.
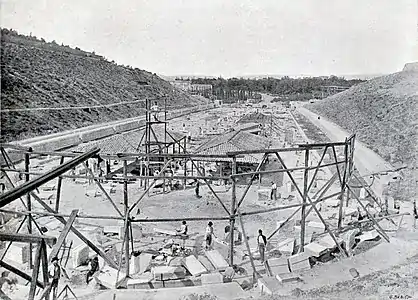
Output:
[29,243,42,300]
[40,240,50,300]
[183,138,187,189]
[55,156,65,212]
[25,151,33,269]
[237,211,258,284]
[123,160,130,277]
[229,157,237,266]
[300,149,309,251]
[338,141,349,229]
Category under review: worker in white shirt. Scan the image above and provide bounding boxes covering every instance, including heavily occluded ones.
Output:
[257,229,267,263]
[270,181,277,201]
[151,101,159,121]
[205,221,216,250]
[176,220,188,250]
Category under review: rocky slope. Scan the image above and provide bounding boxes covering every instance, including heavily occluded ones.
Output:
[308,66,418,201]
[1,29,200,142]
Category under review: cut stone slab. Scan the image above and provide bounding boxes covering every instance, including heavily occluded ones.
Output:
[307,221,325,232]
[267,257,290,275]
[168,257,184,267]
[154,228,178,236]
[317,235,343,249]
[183,255,207,276]
[152,266,186,281]
[277,238,294,255]
[304,242,328,257]
[258,277,281,295]
[357,230,379,243]
[198,255,215,272]
[343,207,357,217]
[40,182,56,191]
[72,244,90,267]
[95,266,125,289]
[130,253,152,274]
[398,202,415,230]
[325,199,340,207]
[288,252,311,272]
[342,228,360,255]
[201,272,223,285]
[126,273,152,288]
[3,243,28,264]
[276,272,300,283]
[205,250,229,271]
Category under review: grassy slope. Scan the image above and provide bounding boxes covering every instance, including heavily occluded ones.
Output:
[307,69,418,201]
[1,32,200,142]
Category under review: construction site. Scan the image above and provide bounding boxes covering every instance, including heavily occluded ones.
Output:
[1,5,418,300]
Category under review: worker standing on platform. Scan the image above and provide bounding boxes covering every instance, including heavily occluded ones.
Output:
[151,101,159,121]
[50,257,61,300]
[270,181,277,201]
[257,229,267,263]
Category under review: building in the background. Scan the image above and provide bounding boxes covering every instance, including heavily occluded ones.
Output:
[171,79,213,98]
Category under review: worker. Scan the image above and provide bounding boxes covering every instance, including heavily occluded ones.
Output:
[270,181,277,201]
[50,256,61,300]
[176,220,188,250]
[205,221,216,250]
[86,256,99,284]
[257,229,267,264]
[195,180,201,198]
[151,101,159,121]
[0,271,16,300]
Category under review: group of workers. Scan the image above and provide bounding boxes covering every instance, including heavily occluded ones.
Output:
[175,220,268,263]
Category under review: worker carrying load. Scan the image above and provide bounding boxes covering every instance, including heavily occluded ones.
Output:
[151,101,159,121]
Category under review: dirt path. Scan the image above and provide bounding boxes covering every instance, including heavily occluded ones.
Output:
[296,105,397,199]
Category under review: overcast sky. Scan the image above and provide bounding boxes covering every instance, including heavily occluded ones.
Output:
[1,0,417,77]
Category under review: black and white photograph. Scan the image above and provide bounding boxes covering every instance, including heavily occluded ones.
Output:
[0,1,417,299]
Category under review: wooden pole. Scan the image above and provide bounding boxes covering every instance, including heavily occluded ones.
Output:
[40,241,50,300]
[29,243,42,300]
[300,149,309,251]
[183,138,187,189]
[229,157,237,266]
[25,151,33,269]
[237,211,259,284]
[123,160,130,277]
[338,140,349,229]
[55,156,65,212]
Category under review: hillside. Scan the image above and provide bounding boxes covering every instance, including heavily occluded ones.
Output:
[0,29,200,142]
[308,66,418,201]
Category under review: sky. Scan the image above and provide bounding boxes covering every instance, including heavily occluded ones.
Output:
[1,0,417,78]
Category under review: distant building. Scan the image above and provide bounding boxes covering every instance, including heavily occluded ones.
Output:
[171,80,212,97]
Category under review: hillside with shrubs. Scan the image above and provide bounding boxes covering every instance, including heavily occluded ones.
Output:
[308,65,418,200]
[0,29,199,142]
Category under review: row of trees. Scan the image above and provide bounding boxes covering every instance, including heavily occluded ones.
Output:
[191,76,364,101]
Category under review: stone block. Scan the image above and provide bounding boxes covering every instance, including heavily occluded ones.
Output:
[198,255,215,271]
[304,242,328,257]
[288,252,311,272]
[126,274,152,289]
[72,244,90,267]
[130,253,152,274]
[342,228,360,254]
[257,277,281,295]
[258,189,270,202]
[152,266,186,281]
[205,250,229,271]
[201,272,223,285]
[267,257,290,275]
[183,255,207,276]
[277,238,294,255]
[95,265,125,289]
[4,243,28,264]
[317,235,343,249]
[307,221,325,233]
[276,273,300,283]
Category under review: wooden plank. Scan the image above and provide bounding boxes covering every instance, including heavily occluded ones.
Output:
[29,191,119,269]
[183,255,207,276]
[49,209,78,261]
[0,232,56,246]
[154,228,178,236]
[205,250,229,271]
